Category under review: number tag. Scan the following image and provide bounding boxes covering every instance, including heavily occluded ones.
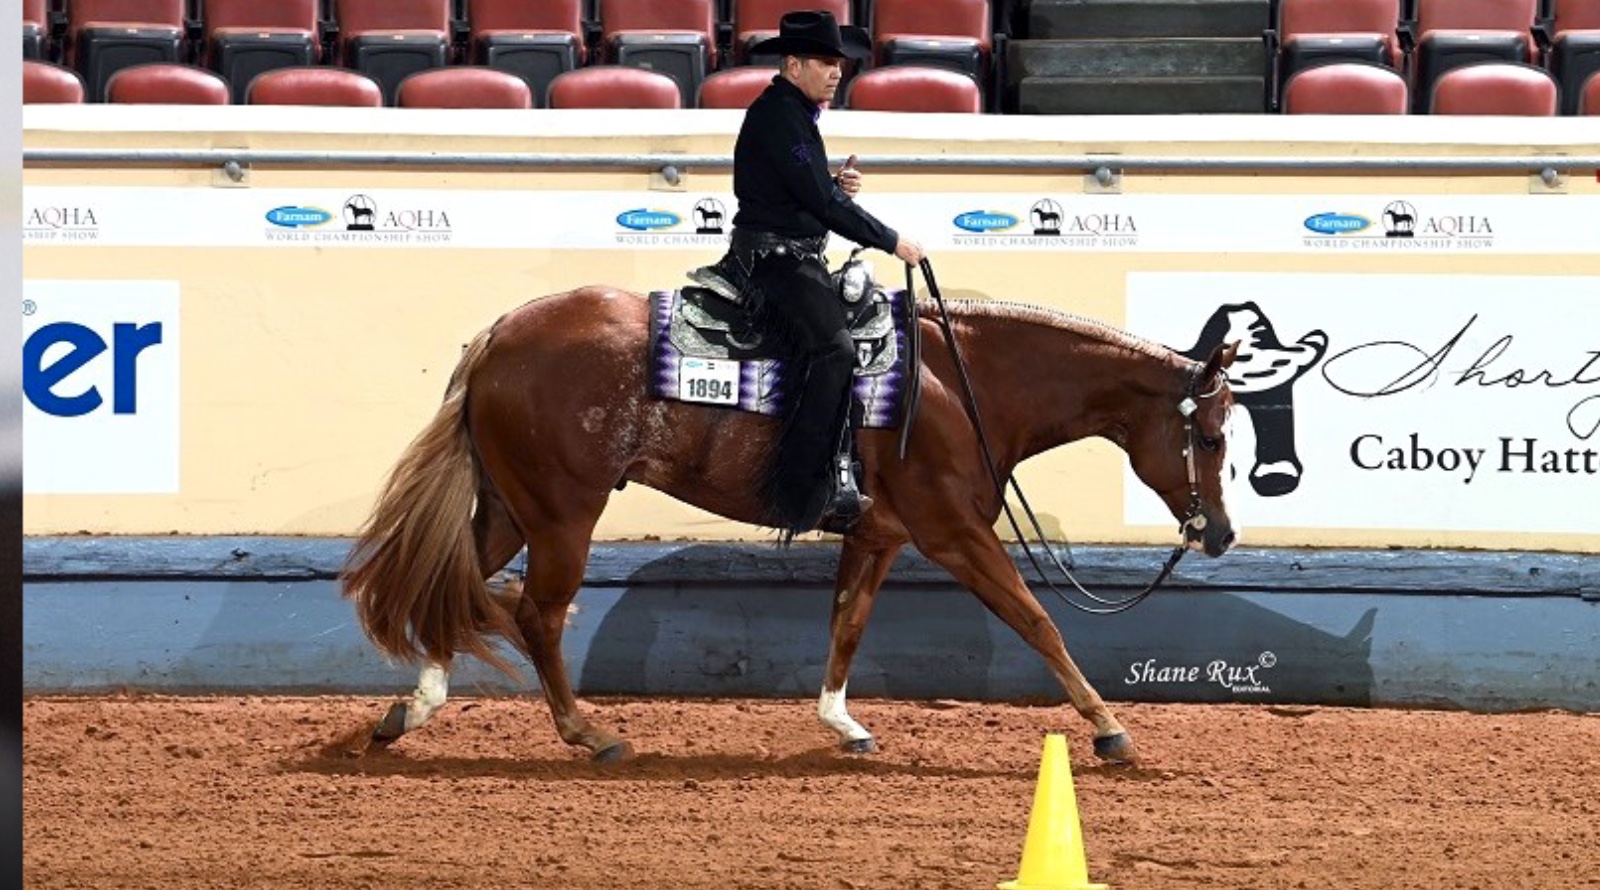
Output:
[679,357,739,406]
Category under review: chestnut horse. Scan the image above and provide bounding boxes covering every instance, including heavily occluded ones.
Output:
[342,285,1238,765]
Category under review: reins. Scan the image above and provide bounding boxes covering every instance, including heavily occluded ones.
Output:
[905,258,1194,615]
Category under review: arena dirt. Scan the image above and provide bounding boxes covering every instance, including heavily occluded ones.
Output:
[23,694,1600,890]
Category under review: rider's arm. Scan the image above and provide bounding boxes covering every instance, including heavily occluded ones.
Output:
[758,102,898,254]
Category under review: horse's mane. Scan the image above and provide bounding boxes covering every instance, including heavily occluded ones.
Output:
[918,299,1175,363]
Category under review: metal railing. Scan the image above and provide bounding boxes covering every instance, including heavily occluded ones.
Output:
[23,147,1600,187]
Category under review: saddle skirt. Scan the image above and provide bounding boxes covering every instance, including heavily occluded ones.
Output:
[648,268,913,430]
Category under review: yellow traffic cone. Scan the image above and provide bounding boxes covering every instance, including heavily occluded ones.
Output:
[999,734,1108,890]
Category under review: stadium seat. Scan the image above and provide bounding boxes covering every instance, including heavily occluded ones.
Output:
[844,64,982,112]
[870,0,991,79]
[697,65,778,108]
[23,0,47,60]
[106,62,231,103]
[1428,60,1558,114]
[245,65,384,106]
[1581,69,1600,111]
[23,59,87,103]
[397,66,533,108]
[201,0,321,104]
[599,0,717,108]
[466,0,585,107]
[1550,0,1600,114]
[1275,0,1402,92]
[1412,0,1540,112]
[733,0,852,64]
[334,0,453,105]
[546,65,682,108]
[1281,61,1409,113]
[68,0,188,102]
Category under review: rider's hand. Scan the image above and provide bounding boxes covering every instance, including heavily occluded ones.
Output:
[894,237,925,267]
[835,154,862,198]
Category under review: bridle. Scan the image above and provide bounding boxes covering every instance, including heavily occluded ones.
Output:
[910,259,1227,615]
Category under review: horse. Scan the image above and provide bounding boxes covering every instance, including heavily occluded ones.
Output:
[341,283,1239,765]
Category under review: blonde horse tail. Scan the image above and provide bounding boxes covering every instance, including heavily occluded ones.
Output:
[341,326,520,680]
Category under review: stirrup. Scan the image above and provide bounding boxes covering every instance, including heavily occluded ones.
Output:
[818,454,871,532]
[687,265,742,304]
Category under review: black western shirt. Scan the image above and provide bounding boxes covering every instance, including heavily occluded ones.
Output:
[731,75,898,255]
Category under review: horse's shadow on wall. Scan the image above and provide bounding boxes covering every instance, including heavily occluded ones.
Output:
[575,544,1378,707]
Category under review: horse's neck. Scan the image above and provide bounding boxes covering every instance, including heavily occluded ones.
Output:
[955,311,1178,467]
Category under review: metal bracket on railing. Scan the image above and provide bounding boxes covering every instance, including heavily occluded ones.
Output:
[650,163,685,192]
[213,158,249,188]
[1084,164,1122,194]
[1529,165,1567,195]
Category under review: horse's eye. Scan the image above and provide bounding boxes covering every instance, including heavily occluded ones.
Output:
[1199,435,1222,452]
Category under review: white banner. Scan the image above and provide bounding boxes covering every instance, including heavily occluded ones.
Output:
[22,187,1600,254]
[23,280,181,494]
[1123,273,1599,535]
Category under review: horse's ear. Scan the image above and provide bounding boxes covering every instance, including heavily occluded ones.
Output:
[1200,340,1240,384]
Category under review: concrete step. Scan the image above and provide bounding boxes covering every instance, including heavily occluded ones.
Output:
[1013,74,1267,113]
[1008,37,1267,81]
[1025,0,1271,40]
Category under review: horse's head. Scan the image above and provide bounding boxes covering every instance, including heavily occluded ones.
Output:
[1126,341,1239,557]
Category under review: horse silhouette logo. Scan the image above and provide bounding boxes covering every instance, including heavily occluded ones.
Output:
[1181,302,1327,497]
[1030,199,1062,236]
[1383,201,1416,238]
[693,198,726,235]
[344,194,377,232]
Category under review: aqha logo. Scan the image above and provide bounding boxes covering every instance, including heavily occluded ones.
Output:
[27,206,99,230]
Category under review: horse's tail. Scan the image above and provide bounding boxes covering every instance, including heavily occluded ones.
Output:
[340,325,521,680]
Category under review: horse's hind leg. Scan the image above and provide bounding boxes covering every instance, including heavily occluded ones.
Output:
[510,513,632,762]
[916,527,1141,765]
[818,540,903,754]
[372,484,528,743]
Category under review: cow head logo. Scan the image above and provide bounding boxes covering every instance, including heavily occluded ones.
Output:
[1182,302,1328,497]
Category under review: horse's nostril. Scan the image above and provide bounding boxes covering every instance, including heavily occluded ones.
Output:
[1222,530,1237,550]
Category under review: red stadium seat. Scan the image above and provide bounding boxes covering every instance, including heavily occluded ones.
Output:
[1281,61,1409,113]
[1551,0,1600,113]
[733,0,852,63]
[697,65,778,108]
[68,0,187,102]
[397,66,533,108]
[546,65,682,108]
[870,0,991,78]
[1275,0,1402,92]
[201,0,321,104]
[334,0,453,105]
[844,65,982,112]
[23,60,87,104]
[1428,61,1558,114]
[1581,69,1600,113]
[1412,0,1540,112]
[245,66,384,106]
[23,0,48,60]
[106,62,231,103]
[466,0,585,107]
[599,0,716,107]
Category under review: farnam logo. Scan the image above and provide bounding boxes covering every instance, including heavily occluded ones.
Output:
[617,209,683,231]
[614,198,731,247]
[1303,200,1493,250]
[264,194,453,244]
[950,198,1138,248]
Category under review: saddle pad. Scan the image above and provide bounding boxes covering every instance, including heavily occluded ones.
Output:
[648,287,913,430]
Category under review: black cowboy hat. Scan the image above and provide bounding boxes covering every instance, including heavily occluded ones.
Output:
[748,10,871,61]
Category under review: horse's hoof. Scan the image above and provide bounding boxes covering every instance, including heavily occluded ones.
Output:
[592,740,635,763]
[1093,732,1140,765]
[371,703,408,744]
[840,737,878,755]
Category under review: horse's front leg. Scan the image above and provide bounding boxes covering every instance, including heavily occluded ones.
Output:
[915,527,1140,765]
[819,540,903,753]
[372,661,452,742]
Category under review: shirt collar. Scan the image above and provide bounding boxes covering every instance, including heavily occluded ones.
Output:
[772,75,824,122]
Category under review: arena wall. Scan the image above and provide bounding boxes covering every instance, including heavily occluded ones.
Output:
[22,107,1600,706]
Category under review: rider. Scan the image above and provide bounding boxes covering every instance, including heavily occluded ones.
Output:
[691,9,926,535]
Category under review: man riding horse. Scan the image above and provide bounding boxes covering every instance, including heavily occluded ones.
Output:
[692,9,926,536]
